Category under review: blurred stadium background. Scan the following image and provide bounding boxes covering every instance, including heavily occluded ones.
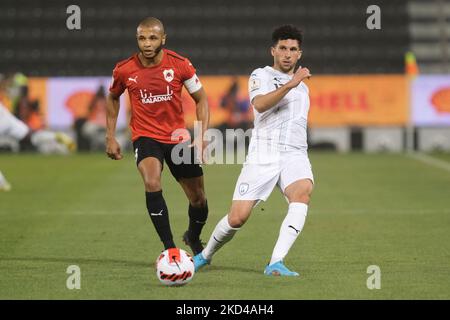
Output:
[0,0,411,76]
[0,0,449,299]
[1,0,449,153]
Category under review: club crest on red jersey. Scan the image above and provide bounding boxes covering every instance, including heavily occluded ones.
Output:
[163,69,174,83]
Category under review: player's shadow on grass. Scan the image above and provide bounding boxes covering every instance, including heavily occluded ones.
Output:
[0,256,151,268]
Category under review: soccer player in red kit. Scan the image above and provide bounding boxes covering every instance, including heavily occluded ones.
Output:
[106,17,210,255]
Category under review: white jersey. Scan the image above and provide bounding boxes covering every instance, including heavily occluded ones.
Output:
[232,67,314,201]
[247,66,310,158]
[0,102,30,140]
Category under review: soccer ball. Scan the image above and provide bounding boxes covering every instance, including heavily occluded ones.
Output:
[156,248,195,286]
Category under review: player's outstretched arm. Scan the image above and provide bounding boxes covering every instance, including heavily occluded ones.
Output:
[189,87,209,163]
[105,93,123,160]
[252,67,311,113]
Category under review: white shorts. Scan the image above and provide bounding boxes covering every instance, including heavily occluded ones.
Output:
[0,104,29,140]
[232,151,314,202]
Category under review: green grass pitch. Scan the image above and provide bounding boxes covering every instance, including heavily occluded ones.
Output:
[0,152,449,299]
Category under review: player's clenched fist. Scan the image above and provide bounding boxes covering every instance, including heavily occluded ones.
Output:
[287,67,311,88]
[106,137,123,160]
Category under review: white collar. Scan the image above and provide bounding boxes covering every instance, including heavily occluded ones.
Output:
[265,66,296,78]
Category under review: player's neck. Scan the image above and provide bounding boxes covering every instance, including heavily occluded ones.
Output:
[272,64,295,75]
[138,49,164,67]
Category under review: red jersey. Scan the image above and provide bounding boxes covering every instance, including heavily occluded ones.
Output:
[109,49,198,143]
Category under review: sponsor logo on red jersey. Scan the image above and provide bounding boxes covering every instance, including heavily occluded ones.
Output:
[139,86,174,104]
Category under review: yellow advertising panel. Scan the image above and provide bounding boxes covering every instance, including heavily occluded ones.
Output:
[184,75,409,128]
[25,75,408,130]
[307,75,409,127]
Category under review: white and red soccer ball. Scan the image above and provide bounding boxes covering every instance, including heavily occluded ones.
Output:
[156,248,195,286]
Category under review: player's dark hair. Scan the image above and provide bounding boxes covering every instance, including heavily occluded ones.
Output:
[272,25,303,47]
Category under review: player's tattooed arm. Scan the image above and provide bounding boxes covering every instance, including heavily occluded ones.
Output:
[252,67,311,113]
[105,93,123,160]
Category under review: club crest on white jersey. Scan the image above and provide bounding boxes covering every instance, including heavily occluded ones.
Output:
[249,78,261,92]
[239,183,249,195]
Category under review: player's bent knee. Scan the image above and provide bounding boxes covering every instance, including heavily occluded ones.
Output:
[189,197,206,208]
[297,193,311,204]
[286,180,313,204]
[228,213,247,228]
[190,194,207,208]
[228,217,244,228]
[144,178,161,192]
[287,190,312,204]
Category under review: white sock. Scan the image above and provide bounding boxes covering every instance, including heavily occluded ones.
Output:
[0,171,6,183]
[269,202,308,265]
[31,130,57,146]
[202,215,240,261]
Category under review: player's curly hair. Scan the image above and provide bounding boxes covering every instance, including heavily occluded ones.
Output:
[272,25,303,47]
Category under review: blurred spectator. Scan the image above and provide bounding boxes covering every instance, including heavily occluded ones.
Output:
[15,86,44,131]
[219,77,252,131]
[0,73,12,107]
[2,72,45,130]
[73,85,108,151]
[0,100,76,154]
[0,73,76,154]
[82,85,108,151]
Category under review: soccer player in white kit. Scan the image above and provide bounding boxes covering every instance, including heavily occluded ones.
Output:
[0,102,75,154]
[194,25,313,276]
[0,102,76,191]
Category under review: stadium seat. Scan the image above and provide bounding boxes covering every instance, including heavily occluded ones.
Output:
[0,0,410,75]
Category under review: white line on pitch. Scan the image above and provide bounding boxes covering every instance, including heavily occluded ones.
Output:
[406,152,450,173]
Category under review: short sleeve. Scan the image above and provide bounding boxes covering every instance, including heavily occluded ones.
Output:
[302,82,309,94]
[180,58,196,82]
[248,68,270,103]
[109,65,126,97]
[181,58,202,94]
